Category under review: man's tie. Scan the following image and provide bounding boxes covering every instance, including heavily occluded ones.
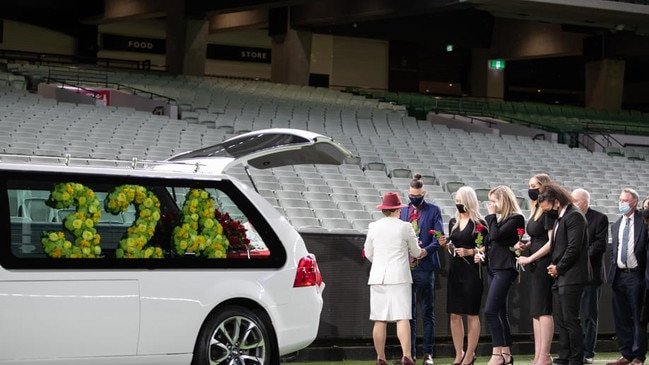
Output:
[622,217,631,267]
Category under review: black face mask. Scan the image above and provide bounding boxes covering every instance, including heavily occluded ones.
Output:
[456,204,466,213]
[528,188,539,201]
[410,196,424,206]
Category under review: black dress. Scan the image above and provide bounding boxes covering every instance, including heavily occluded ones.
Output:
[526,206,554,316]
[446,218,484,315]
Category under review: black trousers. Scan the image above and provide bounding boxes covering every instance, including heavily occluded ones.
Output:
[552,284,585,365]
[612,270,647,361]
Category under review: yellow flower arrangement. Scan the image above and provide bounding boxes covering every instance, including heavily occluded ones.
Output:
[105,185,164,258]
[173,188,229,258]
[41,182,102,258]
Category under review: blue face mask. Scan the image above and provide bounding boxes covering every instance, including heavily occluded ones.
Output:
[410,196,424,206]
[619,202,631,215]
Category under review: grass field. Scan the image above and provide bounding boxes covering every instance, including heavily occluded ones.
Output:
[283,353,624,365]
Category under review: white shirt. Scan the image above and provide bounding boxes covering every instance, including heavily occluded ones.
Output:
[617,215,637,269]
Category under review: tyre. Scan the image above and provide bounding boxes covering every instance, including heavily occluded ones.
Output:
[193,305,273,365]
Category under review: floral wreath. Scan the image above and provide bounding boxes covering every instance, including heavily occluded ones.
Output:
[215,210,250,253]
[173,188,229,258]
[41,183,102,258]
[105,185,164,258]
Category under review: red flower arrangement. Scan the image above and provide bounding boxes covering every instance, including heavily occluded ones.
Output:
[214,210,250,253]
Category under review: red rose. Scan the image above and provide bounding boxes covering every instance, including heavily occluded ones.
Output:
[429,229,435,235]
[517,228,525,236]
[410,212,418,220]
[476,224,484,232]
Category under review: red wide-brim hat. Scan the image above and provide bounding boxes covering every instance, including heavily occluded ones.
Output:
[376,192,408,210]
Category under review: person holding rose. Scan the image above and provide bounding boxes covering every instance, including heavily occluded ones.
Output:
[365,192,428,365]
[482,185,525,365]
[399,174,444,365]
[439,186,487,365]
[515,173,555,365]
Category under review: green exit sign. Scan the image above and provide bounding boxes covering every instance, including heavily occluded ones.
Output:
[490,59,505,69]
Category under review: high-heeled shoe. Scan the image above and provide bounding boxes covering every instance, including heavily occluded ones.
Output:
[401,356,416,365]
[452,351,466,365]
[461,353,477,365]
[377,359,388,365]
[488,354,505,365]
[502,353,515,365]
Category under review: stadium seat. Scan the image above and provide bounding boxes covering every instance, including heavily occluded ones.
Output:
[444,181,465,194]
[363,162,387,172]
[21,197,56,222]
[343,210,372,221]
[337,201,365,211]
[309,200,338,210]
[283,207,316,218]
[389,168,412,178]
[352,218,373,233]
[321,218,355,233]
[290,217,325,232]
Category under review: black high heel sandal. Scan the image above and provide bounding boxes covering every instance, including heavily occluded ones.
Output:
[489,353,505,365]
[502,353,514,365]
[460,353,477,365]
[452,351,466,365]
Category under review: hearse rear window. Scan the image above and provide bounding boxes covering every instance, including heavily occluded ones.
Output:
[1,172,284,269]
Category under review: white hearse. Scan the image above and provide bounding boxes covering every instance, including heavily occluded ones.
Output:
[0,129,351,365]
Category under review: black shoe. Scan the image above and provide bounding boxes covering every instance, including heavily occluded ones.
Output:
[461,354,477,365]
[489,354,506,365]
[502,353,514,365]
[422,354,434,365]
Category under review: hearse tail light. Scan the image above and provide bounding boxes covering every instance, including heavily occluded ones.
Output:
[293,254,323,288]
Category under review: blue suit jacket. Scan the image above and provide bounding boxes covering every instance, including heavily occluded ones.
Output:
[400,199,444,271]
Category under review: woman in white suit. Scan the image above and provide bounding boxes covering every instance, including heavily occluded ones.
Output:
[365,192,427,365]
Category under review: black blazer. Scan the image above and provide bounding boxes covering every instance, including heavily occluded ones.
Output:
[607,209,649,284]
[585,207,609,285]
[551,204,591,287]
[485,213,525,270]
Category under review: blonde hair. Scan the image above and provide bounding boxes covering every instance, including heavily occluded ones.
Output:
[531,173,552,186]
[530,173,552,219]
[452,186,486,233]
[489,185,522,222]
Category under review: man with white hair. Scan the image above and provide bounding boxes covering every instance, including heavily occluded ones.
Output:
[571,188,609,364]
[606,188,648,365]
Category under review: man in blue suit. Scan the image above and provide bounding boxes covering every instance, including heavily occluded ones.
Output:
[607,188,648,365]
[400,174,444,365]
